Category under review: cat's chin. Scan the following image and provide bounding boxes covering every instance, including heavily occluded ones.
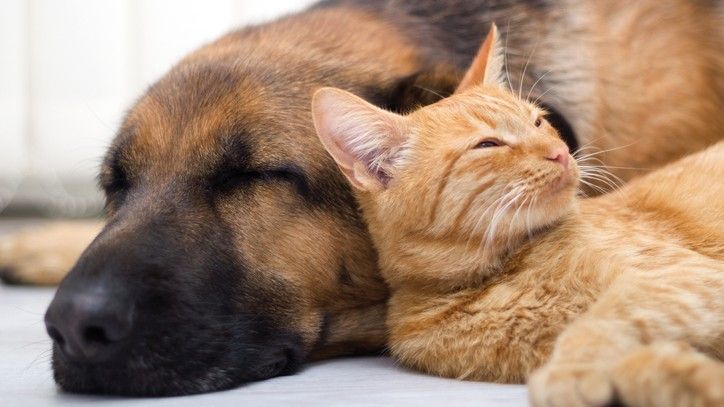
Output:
[532,173,578,223]
[549,168,578,195]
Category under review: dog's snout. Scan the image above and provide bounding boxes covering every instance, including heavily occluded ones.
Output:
[45,286,134,363]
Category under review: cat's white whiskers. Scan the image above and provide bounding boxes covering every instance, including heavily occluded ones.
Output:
[478,192,509,255]
[578,166,617,183]
[414,85,449,100]
[584,174,621,193]
[476,189,514,254]
[518,38,542,100]
[598,165,649,171]
[588,167,625,188]
[532,86,556,106]
[526,70,551,102]
[572,146,602,158]
[571,134,610,158]
[578,165,624,191]
[577,157,626,176]
[525,195,538,240]
[464,191,509,252]
[578,178,608,195]
[578,175,613,194]
[481,186,523,258]
[574,142,638,161]
[507,193,530,247]
[504,21,515,94]
[575,156,606,167]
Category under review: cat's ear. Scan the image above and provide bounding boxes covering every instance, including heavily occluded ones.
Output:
[456,23,506,93]
[312,87,409,191]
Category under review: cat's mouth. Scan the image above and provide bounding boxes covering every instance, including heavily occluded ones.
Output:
[544,168,577,197]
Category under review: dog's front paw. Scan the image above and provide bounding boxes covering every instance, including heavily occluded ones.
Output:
[528,363,615,407]
[0,221,101,285]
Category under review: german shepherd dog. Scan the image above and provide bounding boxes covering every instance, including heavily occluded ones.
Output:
[1,0,722,397]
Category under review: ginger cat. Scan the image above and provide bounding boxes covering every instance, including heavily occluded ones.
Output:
[311,25,724,407]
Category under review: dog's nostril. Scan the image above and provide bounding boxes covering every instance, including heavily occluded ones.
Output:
[83,326,111,345]
[45,286,135,363]
[47,326,66,347]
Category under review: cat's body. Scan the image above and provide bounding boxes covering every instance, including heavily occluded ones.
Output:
[387,142,724,383]
[312,26,724,406]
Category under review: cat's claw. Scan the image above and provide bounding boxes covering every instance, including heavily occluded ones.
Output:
[528,364,615,407]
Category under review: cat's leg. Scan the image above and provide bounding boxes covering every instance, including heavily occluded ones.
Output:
[612,341,724,407]
[528,260,724,407]
[527,318,624,407]
[0,221,102,285]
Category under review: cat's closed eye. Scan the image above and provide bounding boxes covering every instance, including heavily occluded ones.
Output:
[475,139,501,149]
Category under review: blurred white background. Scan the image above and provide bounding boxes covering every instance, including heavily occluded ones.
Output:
[0,0,317,217]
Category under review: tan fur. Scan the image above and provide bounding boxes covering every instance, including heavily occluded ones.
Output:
[312,26,724,406]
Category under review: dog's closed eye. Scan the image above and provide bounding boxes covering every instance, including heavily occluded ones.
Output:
[99,156,131,210]
[209,169,264,193]
[208,165,310,199]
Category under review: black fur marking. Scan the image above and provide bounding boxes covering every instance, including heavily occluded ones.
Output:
[313,313,332,351]
[338,262,353,285]
[541,103,578,151]
[376,66,460,113]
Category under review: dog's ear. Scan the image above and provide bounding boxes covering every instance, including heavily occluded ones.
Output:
[383,64,460,113]
[312,87,409,191]
[456,23,505,93]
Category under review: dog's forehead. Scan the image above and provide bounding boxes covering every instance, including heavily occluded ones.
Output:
[116,62,329,178]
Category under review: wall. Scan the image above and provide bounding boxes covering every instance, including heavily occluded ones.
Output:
[0,0,317,216]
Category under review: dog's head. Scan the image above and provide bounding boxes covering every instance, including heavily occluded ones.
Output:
[44,9,458,396]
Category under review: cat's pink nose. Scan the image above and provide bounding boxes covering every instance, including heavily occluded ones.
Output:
[545,146,570,168]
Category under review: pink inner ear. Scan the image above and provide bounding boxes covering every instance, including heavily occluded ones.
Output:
[312,87,406,189]
[334,121,394,185]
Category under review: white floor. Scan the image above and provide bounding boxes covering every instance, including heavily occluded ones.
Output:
[0,222,529,407]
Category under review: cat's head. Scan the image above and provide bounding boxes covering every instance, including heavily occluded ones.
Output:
[311,25,578,264]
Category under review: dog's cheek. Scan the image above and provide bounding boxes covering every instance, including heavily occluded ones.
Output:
[212,186,337,335]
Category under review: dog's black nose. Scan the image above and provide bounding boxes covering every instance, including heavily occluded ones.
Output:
[45,286,134,363]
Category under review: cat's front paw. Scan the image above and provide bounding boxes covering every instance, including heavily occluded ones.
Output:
[612,342,724,407]
[528,363,615,407]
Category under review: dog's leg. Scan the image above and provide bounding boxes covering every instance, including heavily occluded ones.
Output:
[0,221,102,285]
